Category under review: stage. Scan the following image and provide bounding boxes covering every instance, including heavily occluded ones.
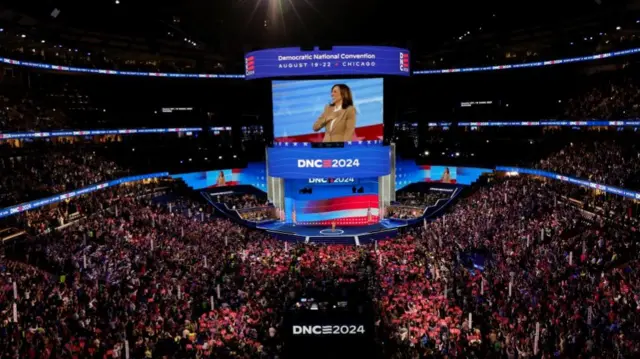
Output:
[257,219,406,245]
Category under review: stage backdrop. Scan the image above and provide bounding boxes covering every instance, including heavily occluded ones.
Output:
[395,160,492,190]
[284,177,379,226]
[272,78,383,143]
[171,163,267,190]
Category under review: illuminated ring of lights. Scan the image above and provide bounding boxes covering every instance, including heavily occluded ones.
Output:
[1,47,639,78]
[319,229,345,235]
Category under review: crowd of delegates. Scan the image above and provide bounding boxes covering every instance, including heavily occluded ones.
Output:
[0,149,128,207]
[377,176,639,358]
[395,191,451,208]
[0,186,372,358]
[237,208,279,222]
[385,206,424,220]
[385,191,452,220]
[8,181,161,236]
[536,140,640,190]
[216,194,269,210]
[550,180,640,226]
[564,78,640,120]
[0,172,637,358]
[0,124,639,358]
[0,94,70,132]
[1,192,287,358]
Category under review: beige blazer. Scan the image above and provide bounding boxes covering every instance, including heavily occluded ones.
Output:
[312,105,356,142]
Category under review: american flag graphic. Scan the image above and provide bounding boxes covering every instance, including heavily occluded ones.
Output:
[245,56,255,75]
[399,52,409,72]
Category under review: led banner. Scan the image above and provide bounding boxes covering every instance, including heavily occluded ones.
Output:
[245,46,410,79]
[414,47,640,75]
[0,127,202,140]
[3,47,640,79]
[0,57,243,78]
[395,160,492,189]
[267,145,390,179]
[457,120,640,127]
[170,163,267,190]
[0,172,169,219]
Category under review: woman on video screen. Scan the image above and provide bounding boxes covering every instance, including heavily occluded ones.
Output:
[312,84,356,142]
[216,171,226,186]
[440,167,451,183]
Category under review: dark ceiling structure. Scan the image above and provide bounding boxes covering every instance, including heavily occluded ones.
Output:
[0,0,633,66]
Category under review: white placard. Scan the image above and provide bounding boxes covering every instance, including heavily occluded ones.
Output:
[534,322,540,355]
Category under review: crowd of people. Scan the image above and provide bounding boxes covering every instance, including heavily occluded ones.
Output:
[0,72,639,358]
[0,94,70,132]
[382,175,639,358]
[564,79,640,120]
[385,206,424,220]
[536,139,640,188]
[395,191,451,209]
[0,148,128,207]
[237,208,279,223]
[216,195,269,211]
[0,169,637,358]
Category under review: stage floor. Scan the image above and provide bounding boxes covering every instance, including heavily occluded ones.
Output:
[258,219,406,237]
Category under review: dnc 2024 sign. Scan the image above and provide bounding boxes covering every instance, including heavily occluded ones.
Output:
[267,146,390,179]
[245,46,410,79]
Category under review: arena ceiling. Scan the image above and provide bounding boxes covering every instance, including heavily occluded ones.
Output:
[0,0,630,59]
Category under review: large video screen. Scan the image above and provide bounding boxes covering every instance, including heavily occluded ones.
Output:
[395,161,493,190]
[284,178,379,226]
[272,78,383,143]
[170,163,267,190]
